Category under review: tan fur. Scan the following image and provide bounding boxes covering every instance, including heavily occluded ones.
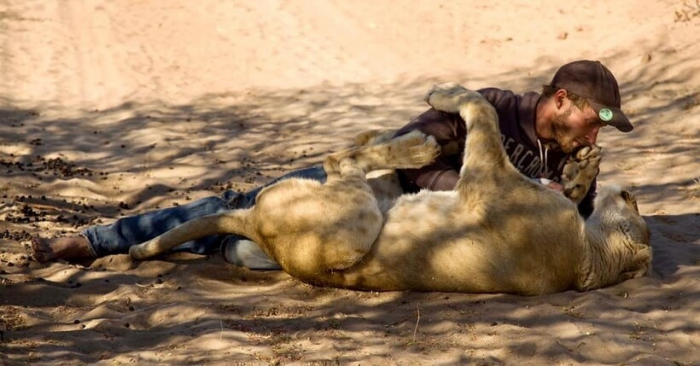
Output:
[354,128,406,208]
[129,83,652,295]
[354,128,398,148]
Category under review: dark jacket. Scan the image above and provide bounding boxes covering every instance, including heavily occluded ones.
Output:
[394,87,596,217]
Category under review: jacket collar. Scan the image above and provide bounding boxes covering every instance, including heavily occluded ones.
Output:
[519,91,543,147]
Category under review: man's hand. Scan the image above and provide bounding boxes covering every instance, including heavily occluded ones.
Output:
[544,180,564,193]
[534,178,564,193]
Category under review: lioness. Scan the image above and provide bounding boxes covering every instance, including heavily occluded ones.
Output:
[130,84,652,295]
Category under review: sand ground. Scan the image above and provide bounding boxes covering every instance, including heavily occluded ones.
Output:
[1,1,699,364]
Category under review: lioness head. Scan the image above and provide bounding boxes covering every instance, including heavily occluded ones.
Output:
[592,185,653,284]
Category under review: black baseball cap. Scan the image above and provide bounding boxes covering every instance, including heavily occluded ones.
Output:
[550,60,633,132]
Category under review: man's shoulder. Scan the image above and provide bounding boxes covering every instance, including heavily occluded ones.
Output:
[478,88,540,107]
[478,87,514,103]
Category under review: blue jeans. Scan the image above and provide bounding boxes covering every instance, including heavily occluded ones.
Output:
[82,166,327,268]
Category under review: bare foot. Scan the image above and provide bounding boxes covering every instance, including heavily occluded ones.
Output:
[31,236,94,263]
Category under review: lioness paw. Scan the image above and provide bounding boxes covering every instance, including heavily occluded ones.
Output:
[354,129,397,147]
[424,82,483,113]
[392,131,441,168]
[562,145,602,204]
[408,135,440,167]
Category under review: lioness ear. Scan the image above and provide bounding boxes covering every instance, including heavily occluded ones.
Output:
[620,190,639,211]
[620,190,632,201]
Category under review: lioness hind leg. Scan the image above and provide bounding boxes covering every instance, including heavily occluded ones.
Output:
[323,130,440,180]
[561,145,602,204]
[303,131,439,271]
[129,209,254,260]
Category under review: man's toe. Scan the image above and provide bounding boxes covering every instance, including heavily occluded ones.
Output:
[31,237,54,263]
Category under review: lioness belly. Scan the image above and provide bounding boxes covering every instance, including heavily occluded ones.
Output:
[317,190,578,295]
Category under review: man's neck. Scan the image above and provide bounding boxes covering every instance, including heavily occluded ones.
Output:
[535,96,555,142]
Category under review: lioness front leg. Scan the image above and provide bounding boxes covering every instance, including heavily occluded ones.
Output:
[354,129,397,147]
[424,83,511,179]
[561,145,602,204]
[324,130,440,180]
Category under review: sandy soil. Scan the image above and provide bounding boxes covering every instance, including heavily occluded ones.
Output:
[1,1,699,364]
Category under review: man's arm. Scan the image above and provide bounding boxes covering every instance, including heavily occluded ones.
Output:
[393,108,465,191]
[395,88,516,192]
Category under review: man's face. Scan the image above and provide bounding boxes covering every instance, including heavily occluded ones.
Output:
[550,99,604,153]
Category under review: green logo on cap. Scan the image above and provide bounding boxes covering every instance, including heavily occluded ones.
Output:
[599,108,613,122]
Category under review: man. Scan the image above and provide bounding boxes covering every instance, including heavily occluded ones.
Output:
[395,59,632,217]
[31,60,633,268]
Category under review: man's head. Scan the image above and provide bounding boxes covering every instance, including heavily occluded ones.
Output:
[541,60,633,153]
